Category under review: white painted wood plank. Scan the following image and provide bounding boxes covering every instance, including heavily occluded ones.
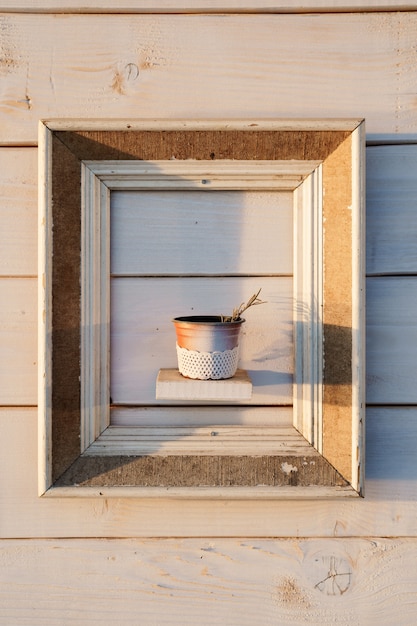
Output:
[0,148,37,276]
[2,537,417,626]
[0,279,37,405]
[0,13,416,142]
[110,277,293,405]
[96,158,319,183]
[2,407,417,537]
[366,277,417,404]
[111,189,293,276]
[1,1,415,12]
[367,145,417,275]
[110,406,293,427]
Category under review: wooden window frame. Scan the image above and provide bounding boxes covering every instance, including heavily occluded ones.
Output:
[38,119,365,498]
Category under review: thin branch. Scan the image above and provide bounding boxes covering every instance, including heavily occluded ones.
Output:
[221,288,267,322]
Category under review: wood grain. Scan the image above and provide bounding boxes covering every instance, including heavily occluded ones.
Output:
[0,149,37,277]
[0,13,416,142]
[50,135,82,481]
[0,279,37,405]
[55,451,346,489]
[1,537,417,626]
[56,129,350,162]
[322,135,354,480]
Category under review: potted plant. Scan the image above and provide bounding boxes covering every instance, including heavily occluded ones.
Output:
[172,289,265,380]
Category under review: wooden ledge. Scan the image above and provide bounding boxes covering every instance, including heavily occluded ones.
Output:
[156,368,252,401]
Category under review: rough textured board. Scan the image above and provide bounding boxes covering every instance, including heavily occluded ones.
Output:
[55,452,346,488]
[0,13,416,142]
[0,148,37,277]
[50,135,82,482]
[322,136,353,480]
[57,129,350,162]
[367,145,417,275]
[1,537,417,626]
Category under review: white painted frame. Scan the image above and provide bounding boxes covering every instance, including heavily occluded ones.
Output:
[293,166,323,452]
[38,119,365,499]
[80,159,322,453]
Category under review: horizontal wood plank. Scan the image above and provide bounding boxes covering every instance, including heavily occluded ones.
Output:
[0,13,416,143]
[367,145,417,275]
[2,537,417,626]
[2,407,417,536]
[111,189,293,276]
[7,536,417,624]
[0,1,416,12]
[0,279,37,405]
[0,148,37,276]
[110,406,293,427]
[366,277,417,404]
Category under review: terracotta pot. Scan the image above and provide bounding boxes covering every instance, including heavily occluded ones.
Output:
[172,316,245,380]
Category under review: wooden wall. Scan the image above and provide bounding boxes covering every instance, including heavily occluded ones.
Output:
[1,4,417,623]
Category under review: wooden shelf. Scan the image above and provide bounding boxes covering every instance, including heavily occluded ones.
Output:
[156,368,252,401]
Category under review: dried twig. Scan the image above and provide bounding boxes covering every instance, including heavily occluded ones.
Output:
[221,288,266,322]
